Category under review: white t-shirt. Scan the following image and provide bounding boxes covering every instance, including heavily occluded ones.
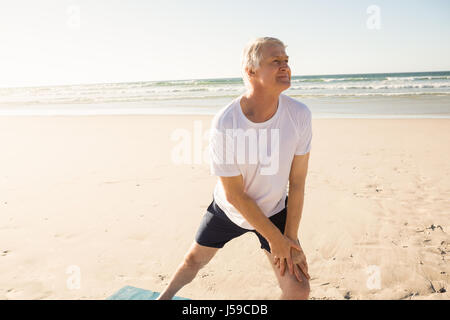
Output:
[209,93,312,230]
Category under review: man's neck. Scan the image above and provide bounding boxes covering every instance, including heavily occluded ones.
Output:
[241,89,280,123]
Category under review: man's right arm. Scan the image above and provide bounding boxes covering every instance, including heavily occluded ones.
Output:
[219,174,282,243]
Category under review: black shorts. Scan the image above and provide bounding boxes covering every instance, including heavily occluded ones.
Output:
[195,196,288,253]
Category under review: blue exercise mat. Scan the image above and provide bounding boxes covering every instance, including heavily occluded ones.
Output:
[107,285,191,300]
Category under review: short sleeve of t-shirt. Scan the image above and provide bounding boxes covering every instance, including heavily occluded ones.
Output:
[209,126,241,177]
[295,108,312,155]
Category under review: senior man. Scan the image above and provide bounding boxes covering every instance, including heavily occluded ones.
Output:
[158,37,312,300]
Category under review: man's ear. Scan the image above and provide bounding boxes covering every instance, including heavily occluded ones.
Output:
[245,66,255,77]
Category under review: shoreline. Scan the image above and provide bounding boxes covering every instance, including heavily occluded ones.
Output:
[0,95,449,118]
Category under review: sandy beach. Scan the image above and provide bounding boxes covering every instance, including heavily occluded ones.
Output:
[0,115,449,300]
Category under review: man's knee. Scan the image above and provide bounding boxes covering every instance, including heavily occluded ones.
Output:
[183,253,205,269]
[183,247,214,270]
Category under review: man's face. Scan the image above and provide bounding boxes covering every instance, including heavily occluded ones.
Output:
[250,43,291,92]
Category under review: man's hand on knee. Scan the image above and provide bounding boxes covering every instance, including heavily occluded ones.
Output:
[274,239,310,282]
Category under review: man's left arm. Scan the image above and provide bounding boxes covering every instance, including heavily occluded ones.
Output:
[284,152,310,240]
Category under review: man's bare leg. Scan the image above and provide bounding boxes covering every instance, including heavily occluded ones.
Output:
[157,241,219,300]
[263,250,310,300]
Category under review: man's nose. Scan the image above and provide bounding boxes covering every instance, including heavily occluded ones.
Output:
[280,63,289,71]
[280,61,289,70]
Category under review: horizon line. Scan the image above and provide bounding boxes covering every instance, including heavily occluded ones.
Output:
[1,69,449,90]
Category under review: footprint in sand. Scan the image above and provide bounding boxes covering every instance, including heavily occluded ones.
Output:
[426,224,444,232]
[400,292,419,300]
[158,274,167,281]
[366,184,383,192]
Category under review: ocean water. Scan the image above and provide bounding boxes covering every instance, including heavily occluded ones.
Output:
[0,71,449,118]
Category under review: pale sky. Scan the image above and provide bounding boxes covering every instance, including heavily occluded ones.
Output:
[0,0,449,88]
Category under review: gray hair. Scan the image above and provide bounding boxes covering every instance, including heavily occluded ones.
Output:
[241,37,287,88]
